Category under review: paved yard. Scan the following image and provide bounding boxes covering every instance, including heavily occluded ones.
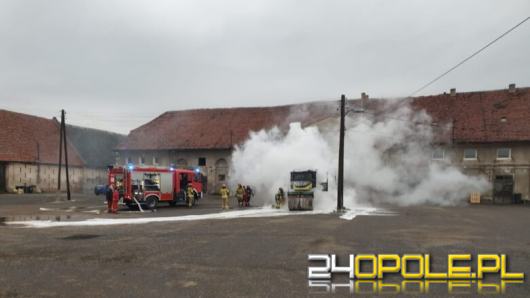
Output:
[0,193,529,297]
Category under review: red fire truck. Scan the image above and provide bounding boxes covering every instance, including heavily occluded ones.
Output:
[108,166,204,209]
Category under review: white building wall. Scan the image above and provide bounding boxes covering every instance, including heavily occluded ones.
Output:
[4,162,107,193]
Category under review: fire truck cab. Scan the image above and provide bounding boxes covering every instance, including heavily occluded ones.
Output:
[108,166,204,209]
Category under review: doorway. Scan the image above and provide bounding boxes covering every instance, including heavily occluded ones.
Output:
[214,159,228,192]
[0,163,6,192]
[493,175,514,203]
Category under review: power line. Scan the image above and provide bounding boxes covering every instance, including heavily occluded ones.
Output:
[409,16,530,97]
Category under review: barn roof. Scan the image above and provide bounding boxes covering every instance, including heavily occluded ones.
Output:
[0,110,85,166]
[116,102,338,150]
[411,87,530,143]
[117,86,530,151]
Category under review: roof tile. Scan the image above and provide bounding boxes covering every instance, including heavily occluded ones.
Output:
[0,110,84,166]
[117,87,530,150]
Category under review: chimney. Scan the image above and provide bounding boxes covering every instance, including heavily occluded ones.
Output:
[360,92,369,110]
[361,92,369,101]
[450,88,456,97]
[509,83,516,94]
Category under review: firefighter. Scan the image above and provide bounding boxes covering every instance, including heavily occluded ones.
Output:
[105,184,114,213]
[219,184,230,210]
[244,185,253,207]
[275,187,285,209]
[186,184,194,208]
[242,185,249,207]
[111,184,120,214]
[236,184,245,207]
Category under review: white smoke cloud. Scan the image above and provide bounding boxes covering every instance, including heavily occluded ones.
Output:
[229,100,490,210]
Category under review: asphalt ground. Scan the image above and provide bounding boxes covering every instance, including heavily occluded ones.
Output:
[0,193,529,297]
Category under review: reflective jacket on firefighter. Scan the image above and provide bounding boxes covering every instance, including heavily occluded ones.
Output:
[186,184,195,200]
[220,185,230,209]
[236,185,244,201]
[220,186,230,198]
[275,188,285,208]
[186,184,195,207]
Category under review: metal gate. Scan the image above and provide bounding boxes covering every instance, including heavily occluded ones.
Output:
[0,163,5,192]
[493,175,514,203]
[214,159,228,193]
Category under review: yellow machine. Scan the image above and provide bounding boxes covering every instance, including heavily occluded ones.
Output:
[287,170,317,211]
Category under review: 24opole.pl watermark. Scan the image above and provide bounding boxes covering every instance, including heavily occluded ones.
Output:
[308,254,525,295]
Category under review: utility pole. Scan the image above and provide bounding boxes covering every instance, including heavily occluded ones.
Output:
[57,110,71,200]
[337,95,345,212]
[57,117,63,190]
[36,141,41,186]
[62,111,71,201]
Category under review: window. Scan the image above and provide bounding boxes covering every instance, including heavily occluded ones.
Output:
[198,157,206,166]
[463,148,477,160]
[432,148,444,160]
[496,148,511,159]
[218,174,226,181]
[176,159,188,168]
[153,156,159,165]
[139,156,145,164]
[143,173,160,191]
[126,157,132,164]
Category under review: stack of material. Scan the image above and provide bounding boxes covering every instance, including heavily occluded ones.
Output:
[469,192,481,204]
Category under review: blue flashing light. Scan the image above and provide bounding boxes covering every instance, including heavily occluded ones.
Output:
[127,163,134,170]
[169,167,175,171]
[195,168,201,173]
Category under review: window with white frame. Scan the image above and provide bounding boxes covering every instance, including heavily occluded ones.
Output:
[153,156,159,165]
[139,156,145,164]
[432,148,445,160]
[463,148,477,160]
[496,148,511,159]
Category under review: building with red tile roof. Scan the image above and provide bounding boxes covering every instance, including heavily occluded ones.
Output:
[118,86,530,152]
[115,85,530,199]
[0,110,123,193]
[409,85,530,202]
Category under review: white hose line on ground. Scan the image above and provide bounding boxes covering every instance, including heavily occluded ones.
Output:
[8,207,392,228]
[339,207,394,220]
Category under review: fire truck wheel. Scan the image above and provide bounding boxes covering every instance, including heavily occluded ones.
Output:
[145,196,158,209]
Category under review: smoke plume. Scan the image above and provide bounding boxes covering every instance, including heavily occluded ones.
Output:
[229,100,490,210]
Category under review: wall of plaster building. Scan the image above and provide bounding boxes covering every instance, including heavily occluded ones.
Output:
[446,143,530,200]
[4,162,108,193]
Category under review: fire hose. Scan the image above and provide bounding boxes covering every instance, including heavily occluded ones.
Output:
[132,197,145,212]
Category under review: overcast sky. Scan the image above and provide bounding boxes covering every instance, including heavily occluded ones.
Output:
[1,0,529,134]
